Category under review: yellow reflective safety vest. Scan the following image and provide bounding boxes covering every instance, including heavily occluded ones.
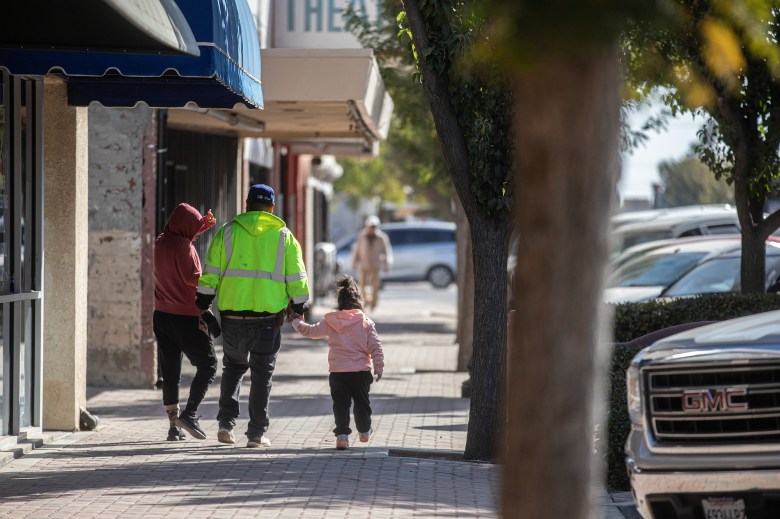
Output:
[197,211,309,314]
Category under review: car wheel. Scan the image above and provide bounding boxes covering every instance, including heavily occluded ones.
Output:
[427,265,454,288]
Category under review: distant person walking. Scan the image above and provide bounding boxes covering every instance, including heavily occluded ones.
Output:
[289,275,384,450]
[154,203,219,441]
[351,216,392,311]
[197,184,309,448]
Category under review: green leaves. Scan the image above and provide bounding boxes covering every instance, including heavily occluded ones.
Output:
[402,0,513,219]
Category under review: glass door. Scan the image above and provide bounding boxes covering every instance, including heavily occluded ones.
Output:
[0,72,43,436]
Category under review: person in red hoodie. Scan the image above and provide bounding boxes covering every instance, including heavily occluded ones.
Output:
[289,275,384,450]
[154,203,219,441]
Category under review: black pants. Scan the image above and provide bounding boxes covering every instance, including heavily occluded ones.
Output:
[330,371,373,436]
[217,316,281,437]
[154,310,217,417]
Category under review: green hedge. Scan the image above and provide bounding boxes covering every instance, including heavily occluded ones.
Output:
[606,294,780,490]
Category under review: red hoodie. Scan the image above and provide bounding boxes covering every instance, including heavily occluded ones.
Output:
[154,203,214,316]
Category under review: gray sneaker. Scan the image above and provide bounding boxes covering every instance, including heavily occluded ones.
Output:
[247,435,271,448]
[217,427,236,445]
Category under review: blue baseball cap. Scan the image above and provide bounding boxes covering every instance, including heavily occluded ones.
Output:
[247,184,275,204]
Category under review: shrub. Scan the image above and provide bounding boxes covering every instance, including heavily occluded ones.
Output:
[605,294,780,490]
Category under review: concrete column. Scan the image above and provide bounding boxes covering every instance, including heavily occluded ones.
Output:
[87,105,156,388]
[42,77,89,430]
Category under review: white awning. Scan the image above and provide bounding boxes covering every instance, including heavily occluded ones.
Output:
[166,48,393,156]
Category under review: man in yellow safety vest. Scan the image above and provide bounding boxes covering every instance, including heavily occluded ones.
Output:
[196,184,309,448]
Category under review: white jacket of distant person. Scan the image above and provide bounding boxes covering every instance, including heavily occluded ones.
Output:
[351,216,393,273]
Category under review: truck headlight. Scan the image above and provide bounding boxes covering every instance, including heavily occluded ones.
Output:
[626,365,642,425]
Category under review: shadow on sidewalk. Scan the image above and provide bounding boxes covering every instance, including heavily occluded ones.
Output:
[0,449,497,513]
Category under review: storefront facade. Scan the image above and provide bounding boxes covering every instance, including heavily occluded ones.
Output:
[0,0,263,439]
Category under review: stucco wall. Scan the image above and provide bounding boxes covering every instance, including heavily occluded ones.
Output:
[87,105,156,387]
[43,78,89,430]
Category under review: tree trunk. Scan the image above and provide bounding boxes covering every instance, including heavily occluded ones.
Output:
[733,171,767,294]
[741,219,766,294]
[505,48,620,519]
[465,215,510,460]
[403,0,511,460]
[455,196,474,372]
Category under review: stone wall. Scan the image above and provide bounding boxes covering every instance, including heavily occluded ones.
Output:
[87,106,156,387]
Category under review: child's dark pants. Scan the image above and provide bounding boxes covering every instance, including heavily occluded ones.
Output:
[329,371,373,436]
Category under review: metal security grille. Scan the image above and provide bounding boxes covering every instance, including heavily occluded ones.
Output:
[645,363,780,444]
[157,125,239,262]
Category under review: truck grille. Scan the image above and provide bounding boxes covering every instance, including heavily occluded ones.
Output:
[645,363,780,444]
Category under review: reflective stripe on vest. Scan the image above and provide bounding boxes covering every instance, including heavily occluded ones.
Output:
[219,223,295,282]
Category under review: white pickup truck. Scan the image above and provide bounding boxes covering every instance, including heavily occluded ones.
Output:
[625,310,780,519]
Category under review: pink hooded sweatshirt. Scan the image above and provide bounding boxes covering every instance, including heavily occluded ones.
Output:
[292,309,384,375]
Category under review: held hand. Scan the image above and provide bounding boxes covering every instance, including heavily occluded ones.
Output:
[200,310,222,338]
[375,373,382,382]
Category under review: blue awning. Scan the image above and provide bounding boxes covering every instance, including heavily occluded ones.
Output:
[0,0,263,110]
[0,0,199,57]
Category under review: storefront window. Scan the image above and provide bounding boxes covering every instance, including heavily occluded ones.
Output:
[0,99,6,295]
[0,73,43,436]
[0,78,5,435]
[19,301,32,428]
[0,303,4,435]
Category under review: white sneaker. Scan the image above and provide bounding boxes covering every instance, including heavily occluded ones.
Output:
[217,427,235,445]
[358,428,374,443]
[336,434,349,450]
[247,435,271,448]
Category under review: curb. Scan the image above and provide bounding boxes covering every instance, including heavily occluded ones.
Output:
[0,430,84,468]
[388,447,494,463]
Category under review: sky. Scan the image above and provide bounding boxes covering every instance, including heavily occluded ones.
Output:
[619,102,702,203]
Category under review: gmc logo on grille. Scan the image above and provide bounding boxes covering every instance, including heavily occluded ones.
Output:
[682,387,748,412]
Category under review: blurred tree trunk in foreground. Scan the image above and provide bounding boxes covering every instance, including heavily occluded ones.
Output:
[506,49,620,518]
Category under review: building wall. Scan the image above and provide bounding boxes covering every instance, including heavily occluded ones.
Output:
[42,77,89,429]
[87,105,156,387]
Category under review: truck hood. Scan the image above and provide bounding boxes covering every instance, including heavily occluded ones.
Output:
[633,309,780,366]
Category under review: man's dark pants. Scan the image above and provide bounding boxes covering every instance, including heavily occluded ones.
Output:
[154,311,217,417]
[217,316,281,438]
[329,371,373,436]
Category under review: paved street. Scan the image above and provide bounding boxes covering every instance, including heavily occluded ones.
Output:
[0,283,636,518]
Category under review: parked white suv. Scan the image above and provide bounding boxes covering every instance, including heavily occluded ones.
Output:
[335,221,457,288]
[611,206,740,257]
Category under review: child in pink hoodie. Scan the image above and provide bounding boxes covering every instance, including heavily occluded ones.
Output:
[290,276,384,450]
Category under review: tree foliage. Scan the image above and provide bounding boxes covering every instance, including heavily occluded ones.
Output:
[624,0,780,293]
[333,155,407,209]
[397,2,512,217]
[340,0,453,217]
[659,153,734,206]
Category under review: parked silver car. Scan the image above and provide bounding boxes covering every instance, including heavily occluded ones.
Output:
[605,237,742,303]
[335,221,457,288]
[660,243,780,297]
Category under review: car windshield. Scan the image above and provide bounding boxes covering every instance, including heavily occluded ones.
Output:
[610,252,708,288]
[664,257,741,296]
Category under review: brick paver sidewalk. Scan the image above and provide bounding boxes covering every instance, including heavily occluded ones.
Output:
[0,285,499,518]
